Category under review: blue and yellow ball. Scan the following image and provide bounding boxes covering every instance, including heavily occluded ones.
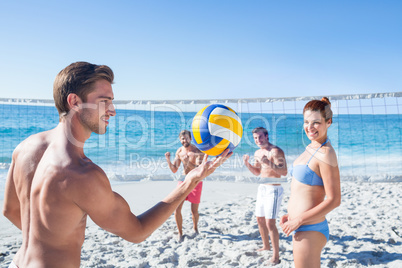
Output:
[192,104,243,156]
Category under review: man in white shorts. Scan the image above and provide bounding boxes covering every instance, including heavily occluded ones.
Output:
[243,127,287,265]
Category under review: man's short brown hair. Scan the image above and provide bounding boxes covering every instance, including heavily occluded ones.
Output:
[252,127,268,137]
[53,61,114,116]
[179,130,191,139]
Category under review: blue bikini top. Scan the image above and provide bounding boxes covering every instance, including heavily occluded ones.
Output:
[289,139,329,186]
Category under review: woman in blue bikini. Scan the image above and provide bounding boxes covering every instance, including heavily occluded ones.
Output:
[280,97,341,267]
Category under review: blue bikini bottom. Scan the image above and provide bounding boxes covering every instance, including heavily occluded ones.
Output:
[294,219,329,241]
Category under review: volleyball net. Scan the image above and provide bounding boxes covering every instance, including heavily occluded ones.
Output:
[1,92,401,182]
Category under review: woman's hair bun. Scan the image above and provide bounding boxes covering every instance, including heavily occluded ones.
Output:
[321,97,331,106]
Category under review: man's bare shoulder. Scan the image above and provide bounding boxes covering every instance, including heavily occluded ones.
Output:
[49,159,111,213]
[269,145,285,156]
[189,144,203,154]
[65,159,108,187]
[10,130,55,177]
[176,146,184,155]
[14,130,53,155]
[64,160,115,218]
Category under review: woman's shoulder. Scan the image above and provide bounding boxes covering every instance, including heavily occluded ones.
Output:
[319,144,338,166]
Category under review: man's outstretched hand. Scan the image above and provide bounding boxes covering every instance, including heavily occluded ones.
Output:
[185,149,232,184]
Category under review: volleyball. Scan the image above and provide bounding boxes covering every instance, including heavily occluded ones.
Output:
[191,104,243,156]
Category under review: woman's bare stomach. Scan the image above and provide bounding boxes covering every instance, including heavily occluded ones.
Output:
[288,180,326,225]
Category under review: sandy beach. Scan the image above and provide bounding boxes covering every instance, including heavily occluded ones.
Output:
[1,180,401,267]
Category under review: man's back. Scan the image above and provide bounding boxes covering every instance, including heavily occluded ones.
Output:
[7,127,92,267]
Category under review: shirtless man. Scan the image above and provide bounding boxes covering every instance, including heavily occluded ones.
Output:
[165,130,204,241]
[243,127,287,265]
[2,62,231,268]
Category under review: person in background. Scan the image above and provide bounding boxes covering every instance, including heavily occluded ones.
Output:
[243,127,287,265]
[165,130,205,241]
[3,62,231,268]
[280,97,341,268]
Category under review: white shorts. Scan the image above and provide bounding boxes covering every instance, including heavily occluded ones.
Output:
[255,184,284,219]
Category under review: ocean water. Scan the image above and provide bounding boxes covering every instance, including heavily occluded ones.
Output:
[1,101,401,199]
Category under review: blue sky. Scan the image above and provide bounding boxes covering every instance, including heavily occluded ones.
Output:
[0,0,401,101]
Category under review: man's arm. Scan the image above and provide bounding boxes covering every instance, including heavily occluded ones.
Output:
[76,150,231,243]
[260,148,288,176]
[243,154,261,176]
[3,156,22,230]
[165,150,181,173]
